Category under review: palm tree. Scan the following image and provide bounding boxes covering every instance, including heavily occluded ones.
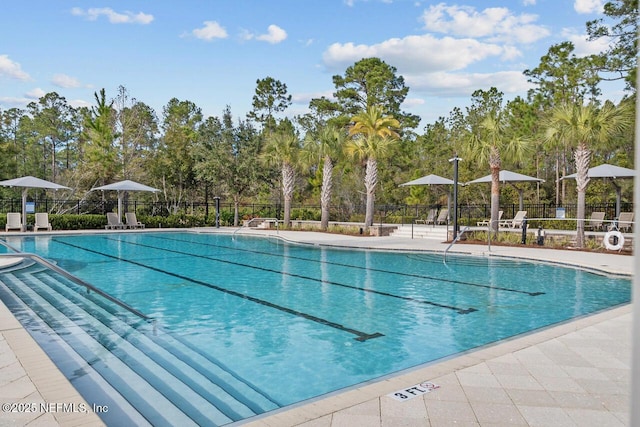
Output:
[262,130,300,228]
[543,101,633,248]
[346,106,400,228]
[302,124,346,230]
[465,113,530,234]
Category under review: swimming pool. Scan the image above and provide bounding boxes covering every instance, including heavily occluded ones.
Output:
[0,231,632,426]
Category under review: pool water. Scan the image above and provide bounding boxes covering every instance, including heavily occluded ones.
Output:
[0,232,632,421]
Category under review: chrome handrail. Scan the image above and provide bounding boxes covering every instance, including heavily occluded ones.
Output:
[232,217,279,239]
[443,225,470,264]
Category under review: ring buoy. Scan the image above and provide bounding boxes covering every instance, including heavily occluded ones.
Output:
[604,230,624,251]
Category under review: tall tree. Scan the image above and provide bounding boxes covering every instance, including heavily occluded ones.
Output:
[26,92,75,181]
[83,89,118,187]
[194,107,262,226]
[346,105,400,227]
[542,100,633,247]
[262,129,300,227]
[247,77,292,133]
[586,0,638,91]
[156,98,202,213]
[311,57,419,130]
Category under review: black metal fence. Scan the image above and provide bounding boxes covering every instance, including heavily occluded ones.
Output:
[0,198,633,225]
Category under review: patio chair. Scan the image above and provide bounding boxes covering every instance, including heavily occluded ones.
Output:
[616,212,634,232]
[584,211,605,231]
[125,212,145,229]
[5,212,23,232]
[499,210,527,228]
[34,213,52,231]
[435,208,449,225]
[105,212,125,230]
[477,210,503,227]
[416,209,437,225]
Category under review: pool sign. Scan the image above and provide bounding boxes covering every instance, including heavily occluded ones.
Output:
[388,381,440,401]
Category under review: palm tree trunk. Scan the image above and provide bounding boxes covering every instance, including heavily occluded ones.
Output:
[489,147,501,235]
[574,143,591,248]
[282,162,295,227]
[320,155,333,231]
[364,157,377,227]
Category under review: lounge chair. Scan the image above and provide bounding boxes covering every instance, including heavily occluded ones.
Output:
[477,210,503,227]
[416,209,437,225]
[125,212,145,229]
[34,213,52,231]
[584,211,605,231]
[616,212,634,232]
[435,208,449,225]
[5,212,23,232]
[105,212,125,230]
[500,210,527,228]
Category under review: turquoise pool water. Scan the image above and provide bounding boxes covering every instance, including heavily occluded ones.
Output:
[0,231,632,423]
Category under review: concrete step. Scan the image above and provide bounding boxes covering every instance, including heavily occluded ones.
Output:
[390,225,449,240]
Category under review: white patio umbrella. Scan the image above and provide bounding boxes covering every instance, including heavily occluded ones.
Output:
[0,176,70,231]
[91,180,160,222]
[400,174,455,220]
[563,164,635,217]
[466,170,544,210]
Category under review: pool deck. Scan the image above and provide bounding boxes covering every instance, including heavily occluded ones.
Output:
[0,227,636,426]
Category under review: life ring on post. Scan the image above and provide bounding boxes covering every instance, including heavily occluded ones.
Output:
[603,230,624,251]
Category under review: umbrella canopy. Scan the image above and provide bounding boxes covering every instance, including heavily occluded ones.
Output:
[0,175,70,231]
[92,180,160,223]
[563,164,635,216]
[399,174,454,186]
[466,170,544,211]
[466,170,544,185]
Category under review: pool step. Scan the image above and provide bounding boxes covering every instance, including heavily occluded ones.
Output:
[0,269,278,426]
[390,225,449,240]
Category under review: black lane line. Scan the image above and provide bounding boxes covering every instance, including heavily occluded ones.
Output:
[53,239,383,342]
[157,234,543,298]
[106,236,477,315]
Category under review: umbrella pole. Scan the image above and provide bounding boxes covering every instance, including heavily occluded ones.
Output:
[118,191,123,224]
[21,188,27,232]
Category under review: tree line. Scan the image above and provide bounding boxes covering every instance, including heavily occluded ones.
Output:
[0,0,636,247]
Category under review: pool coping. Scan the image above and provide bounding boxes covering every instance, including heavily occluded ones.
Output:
[0,227,634,426]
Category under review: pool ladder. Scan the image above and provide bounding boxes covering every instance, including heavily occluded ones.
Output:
[443,225,470,264]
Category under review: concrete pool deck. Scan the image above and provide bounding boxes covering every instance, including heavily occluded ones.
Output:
[0,227,635,426]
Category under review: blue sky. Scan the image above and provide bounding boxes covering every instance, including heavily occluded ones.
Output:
[0,0,624,127]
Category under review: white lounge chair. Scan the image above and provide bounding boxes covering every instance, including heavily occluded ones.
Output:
[105,212,125,230]
[435,208,449,225]
[125,212,145,229]
[5,212,23,232]
[585,211,605,230]
[477,210,503,227]
[34,213,52,231]
[416,209,437,225]
[500,210,527,228]
[616,212,634,232]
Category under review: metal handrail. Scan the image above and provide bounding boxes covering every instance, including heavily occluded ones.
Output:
[0,241,153,323]
[443,226,470,264]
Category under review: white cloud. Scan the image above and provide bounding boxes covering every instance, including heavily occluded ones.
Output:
[323,34,505,73]
[71,7,153,24]
[192,21,228,41]
[0,55,31,81]
[51,74,83,88]
[26,88,46,99]
[256,25,288,44]
[522,0,536,5]
[405,70,532,97]
[574,0,605,14]
[561,28,611,56]
[421,4,549,44]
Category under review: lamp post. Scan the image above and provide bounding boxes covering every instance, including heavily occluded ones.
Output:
[449,155,462,240]
[214,196,220,228]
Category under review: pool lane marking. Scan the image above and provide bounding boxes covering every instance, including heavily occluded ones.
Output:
[155,234,543,298]
[53,239,384,342]
[104,236,477,315]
